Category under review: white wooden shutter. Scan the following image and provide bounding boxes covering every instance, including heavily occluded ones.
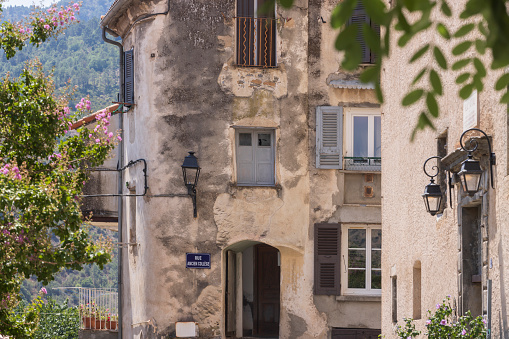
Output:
[316,106,343,169]
[236,132,255,184]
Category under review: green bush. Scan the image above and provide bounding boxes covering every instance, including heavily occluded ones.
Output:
[34,298,79,339]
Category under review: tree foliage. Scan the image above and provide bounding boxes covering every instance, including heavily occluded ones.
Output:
[275,0,509,137]
[0,2,118,337]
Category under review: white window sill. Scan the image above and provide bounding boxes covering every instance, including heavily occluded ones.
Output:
[336,295,381,302]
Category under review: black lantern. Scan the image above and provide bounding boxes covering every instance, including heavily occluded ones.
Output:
[422,156,443,216]
[181,151,200,217]
[458,128,496,196]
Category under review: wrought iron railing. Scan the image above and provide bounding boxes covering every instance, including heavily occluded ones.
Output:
[79,287,118,331]
[344,157,381,171]
[235,17,277,68]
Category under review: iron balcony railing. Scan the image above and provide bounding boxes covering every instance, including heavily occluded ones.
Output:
[344,157,381,171]
[79,287,118,331]
[235,16,277,68]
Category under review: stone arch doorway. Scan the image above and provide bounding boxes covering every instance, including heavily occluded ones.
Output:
[224,241,280,338]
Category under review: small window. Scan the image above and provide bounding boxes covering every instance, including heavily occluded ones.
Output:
[235,129,275,186]
[345,108,381,171]
[348,2,380,64]
[316,106,343,169]
[236,0,276,67]
[341,225,381,295]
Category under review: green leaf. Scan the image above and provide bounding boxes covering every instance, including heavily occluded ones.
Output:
[402,89,424,106]
[472,74,484,91]
[410,44,430,63]
[452,41,472,56]
[433,46,447,69]
[456,73,470,84]
[436,23,450,39]
[412,68,427,85]
[473,58,486,78]
[440,1,452,16]
[500,91,509,104]
[426,92,439,117]
[375,83,384,103]
[363,24,381,54]
[453,23,475,38]
[459,84,474,99]
[478,22,488,36]
[475,39,486,55]
[452,58,470,70]
[360,64,379,83]
[398,33,412,47]
[411,112,435,141]
[278,0,294,8]
[429,70,443,95]
[330,0,356,28]
[362,0,387,25]
[495,73,509,91]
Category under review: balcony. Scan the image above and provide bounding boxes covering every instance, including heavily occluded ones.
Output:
[235,17,277,68]
[344,157,381,172]
[79,287,118,331]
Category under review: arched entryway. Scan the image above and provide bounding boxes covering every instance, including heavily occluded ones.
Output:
[224,241,280,338]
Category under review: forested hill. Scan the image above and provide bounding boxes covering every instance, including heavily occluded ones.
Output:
[1,0,120,304]
[0,0,119,112]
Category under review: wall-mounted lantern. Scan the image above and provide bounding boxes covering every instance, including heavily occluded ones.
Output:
[422,156,443,216]
[182,151,200,218]
[458,128,496,196]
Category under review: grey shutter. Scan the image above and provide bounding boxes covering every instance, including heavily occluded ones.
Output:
[255,132,275,185]
[349,2,370,64]
[316,106,343,169]
[314,223,341,295]
[370,22,380,63]
[124,49,134,105]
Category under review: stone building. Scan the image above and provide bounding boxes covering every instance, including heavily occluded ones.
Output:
[381,1,509,337]
[93,0,383,338]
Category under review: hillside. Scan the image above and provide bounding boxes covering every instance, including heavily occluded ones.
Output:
[1,0,121,305]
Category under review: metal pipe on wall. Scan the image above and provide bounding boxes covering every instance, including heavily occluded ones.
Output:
[102,26,124,339]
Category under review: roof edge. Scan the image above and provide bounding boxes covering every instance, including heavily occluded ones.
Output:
[100,0,131,28]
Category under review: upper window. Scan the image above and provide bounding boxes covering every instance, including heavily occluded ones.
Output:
[235,129,275,186]
[313,223,381,296]
[348,2,380,64]
[236,0,276,68]
[341,225,381,295]
[345,108,381,171]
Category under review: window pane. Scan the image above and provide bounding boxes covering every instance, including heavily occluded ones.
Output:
[349,249,366,268]
[239,133,252,146]
[371,270,382,289]
[258,133,271,146]
[374,116,381,158]
[371,229,382,249]
[353,116,369,157]
[371,249,381,269]
[348,229,366,248]
[348,269,366,288]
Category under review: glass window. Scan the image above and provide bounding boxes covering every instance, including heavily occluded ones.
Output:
[353,116,369,157]
[236,129,275,186]
[343,225,382,295]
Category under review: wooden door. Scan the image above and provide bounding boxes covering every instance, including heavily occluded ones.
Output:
[254,244,280,337]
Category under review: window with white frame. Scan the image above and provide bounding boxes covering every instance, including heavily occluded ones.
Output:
[341,225,381,295]
[235,129,275,186]
[345,108,381,171]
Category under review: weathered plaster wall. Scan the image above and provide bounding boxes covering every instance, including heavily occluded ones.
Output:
[103,0,384,337]
[381,0,509,337]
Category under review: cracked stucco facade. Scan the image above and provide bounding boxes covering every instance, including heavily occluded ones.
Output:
[97,0,382,337]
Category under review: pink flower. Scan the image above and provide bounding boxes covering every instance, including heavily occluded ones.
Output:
[44,24,51,30]
[108,132,113,138]
[117,136,122,141]
[440,319,447,325]
[89,134,93,138]
[40,287,47,294]
[461,329,467,336]
[95,139,100,143]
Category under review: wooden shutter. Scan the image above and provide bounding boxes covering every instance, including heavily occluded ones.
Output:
[316,106,343,169]
[349,2,370,64]
[236,131,255,184]
[314,223,341,295]
[370,22,380,64]
[124,49,134,105]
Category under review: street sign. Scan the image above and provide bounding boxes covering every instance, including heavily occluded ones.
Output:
[186,253,211,269]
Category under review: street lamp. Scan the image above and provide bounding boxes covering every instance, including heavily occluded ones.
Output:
[458,128,496,196]
[181,151,200,218]
[422,156,443,216]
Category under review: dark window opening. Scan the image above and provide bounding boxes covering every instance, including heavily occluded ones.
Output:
[236,0,276,67]
[348,2,380,64]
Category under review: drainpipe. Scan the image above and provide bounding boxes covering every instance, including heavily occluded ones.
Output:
[102,26,124,339]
